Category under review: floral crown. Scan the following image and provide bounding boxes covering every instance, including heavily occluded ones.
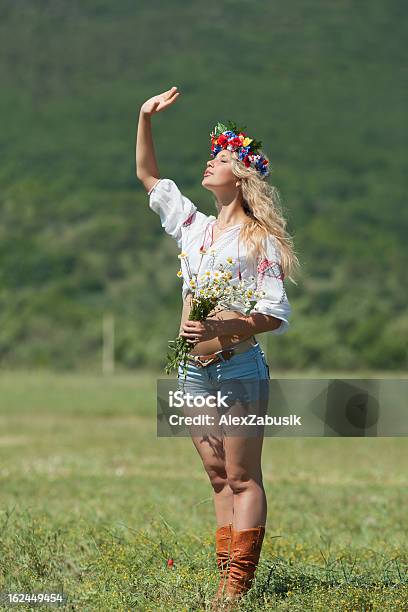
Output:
[209,120,270,178]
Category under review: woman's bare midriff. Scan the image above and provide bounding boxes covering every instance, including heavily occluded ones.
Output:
[179,293,255,356]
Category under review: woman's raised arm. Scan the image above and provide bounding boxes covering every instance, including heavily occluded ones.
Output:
[135,86,181,193]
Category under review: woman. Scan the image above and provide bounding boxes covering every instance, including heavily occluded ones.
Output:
[136,86,299,606]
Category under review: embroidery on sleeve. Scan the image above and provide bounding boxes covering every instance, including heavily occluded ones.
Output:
[182,211,197,227]
[257,258,285,280]
[256,258,287,303]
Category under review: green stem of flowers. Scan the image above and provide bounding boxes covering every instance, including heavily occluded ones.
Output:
[165,297,218,379]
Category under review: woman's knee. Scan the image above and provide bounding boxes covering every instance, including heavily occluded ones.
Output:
[203,461,228,492]
[226,466,263,494]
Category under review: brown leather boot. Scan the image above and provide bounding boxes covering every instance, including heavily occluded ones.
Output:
[225,525,265,602]
[213,523,232,603]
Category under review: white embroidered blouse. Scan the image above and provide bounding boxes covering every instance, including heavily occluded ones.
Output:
[148,178,291,335]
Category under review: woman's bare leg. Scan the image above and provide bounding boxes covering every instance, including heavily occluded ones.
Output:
[224,434,267,529]
[190,434,234,526]
[180,387,234,526]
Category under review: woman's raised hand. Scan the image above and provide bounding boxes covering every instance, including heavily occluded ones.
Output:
[140,86,181,117]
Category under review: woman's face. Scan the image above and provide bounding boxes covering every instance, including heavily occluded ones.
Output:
[202,149,238,191]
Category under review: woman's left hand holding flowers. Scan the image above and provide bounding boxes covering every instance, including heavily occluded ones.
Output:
[179,319,221,344]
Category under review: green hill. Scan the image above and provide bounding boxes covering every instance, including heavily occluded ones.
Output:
[0,0,406,370]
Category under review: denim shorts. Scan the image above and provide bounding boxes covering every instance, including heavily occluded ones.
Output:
[176,342,270,437]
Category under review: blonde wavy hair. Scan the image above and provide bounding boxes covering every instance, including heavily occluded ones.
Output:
[211,151,301,285]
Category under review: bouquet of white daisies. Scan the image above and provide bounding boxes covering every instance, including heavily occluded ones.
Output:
[165,251,265,378]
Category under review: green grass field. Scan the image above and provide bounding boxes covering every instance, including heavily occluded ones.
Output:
[0,370,407,611]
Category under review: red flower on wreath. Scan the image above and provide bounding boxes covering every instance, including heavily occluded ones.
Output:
[229,137,243,148]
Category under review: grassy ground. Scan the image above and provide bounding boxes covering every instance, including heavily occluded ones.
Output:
[0,370,407,611]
